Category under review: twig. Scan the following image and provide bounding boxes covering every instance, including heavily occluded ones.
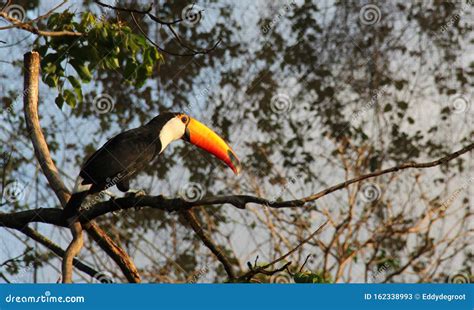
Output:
[0,12,82,36]
[19,226,101,280]
[299,254,312,272]
[131,12,220,57]
[238,221,328,282]
[181,209,235,279]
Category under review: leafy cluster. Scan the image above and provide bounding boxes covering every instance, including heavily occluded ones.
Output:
[35,11,163,108]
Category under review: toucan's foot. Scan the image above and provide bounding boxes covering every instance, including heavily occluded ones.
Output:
[125,189,147,197]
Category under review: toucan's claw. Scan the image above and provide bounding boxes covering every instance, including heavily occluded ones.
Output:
[125,189,147,197]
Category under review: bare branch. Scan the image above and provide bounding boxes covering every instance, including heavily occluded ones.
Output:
[238,221,328,282]
[0,12,82,36]
[181,210,235,279]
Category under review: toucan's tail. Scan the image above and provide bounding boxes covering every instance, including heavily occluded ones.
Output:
[63,191,89,220]
[63,175,93,220]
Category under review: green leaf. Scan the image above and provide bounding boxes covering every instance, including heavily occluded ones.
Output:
[67,75,81,89]
[70,61,92,82]
[55,94,64,109]
[44,74,59,88]
[63,89,76,108]
[124,61,137,80]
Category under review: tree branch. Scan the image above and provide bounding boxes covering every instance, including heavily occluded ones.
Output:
[0,12,82,36]
[22,51,140,283]
[1,141,472,231]
[181,210,235,279]
[17,226,101,280]
[238,221,328,282]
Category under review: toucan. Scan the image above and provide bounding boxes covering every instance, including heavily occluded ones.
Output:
[63,112,241,219]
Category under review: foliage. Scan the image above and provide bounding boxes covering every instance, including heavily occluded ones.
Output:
[35,11,163,108]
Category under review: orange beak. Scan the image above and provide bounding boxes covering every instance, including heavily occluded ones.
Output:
[183,117,241,175]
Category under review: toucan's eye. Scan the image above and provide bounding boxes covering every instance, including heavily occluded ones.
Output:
[181,116,188,123]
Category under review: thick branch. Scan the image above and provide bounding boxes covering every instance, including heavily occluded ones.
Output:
[1,141,472,230]
[22,51,140,283]
[23,51,82,284]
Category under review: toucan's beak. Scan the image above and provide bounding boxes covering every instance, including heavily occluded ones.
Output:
[183,117,241,175]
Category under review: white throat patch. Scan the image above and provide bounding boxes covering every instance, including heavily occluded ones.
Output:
[159,117,186,153]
